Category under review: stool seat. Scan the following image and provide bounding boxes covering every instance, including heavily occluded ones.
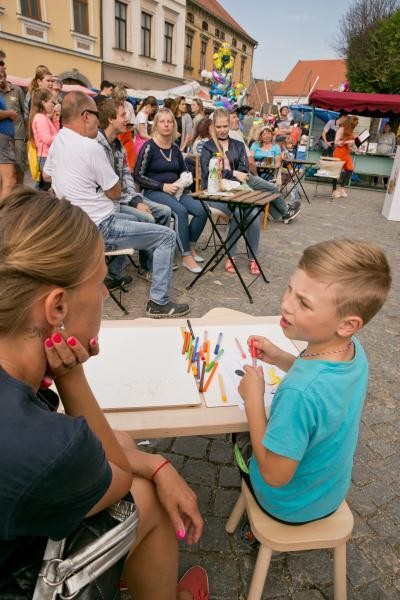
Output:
[242,482,353,552]
[105,248,134,256]
[226,481,354,600]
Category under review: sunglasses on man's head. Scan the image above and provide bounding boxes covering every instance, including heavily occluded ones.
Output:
[81,109,99,118]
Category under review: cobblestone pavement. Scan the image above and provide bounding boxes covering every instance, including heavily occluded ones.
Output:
[103,183,399,599]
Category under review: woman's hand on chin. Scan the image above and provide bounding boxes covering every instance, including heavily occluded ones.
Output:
[43,332,99,381]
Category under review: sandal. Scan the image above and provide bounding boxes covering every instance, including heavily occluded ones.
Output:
[224,257,237,274]
[249,260,261,275]
[177,566,209,600]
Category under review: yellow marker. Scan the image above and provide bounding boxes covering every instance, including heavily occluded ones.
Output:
[192,364,198,378]
[218,374,227,403]
[266,367,282,386]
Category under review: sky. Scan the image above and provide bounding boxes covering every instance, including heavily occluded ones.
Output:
[218,0,353,81]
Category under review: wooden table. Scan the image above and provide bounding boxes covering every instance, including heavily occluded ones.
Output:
[103,308,304,439]
[188,189,280,303]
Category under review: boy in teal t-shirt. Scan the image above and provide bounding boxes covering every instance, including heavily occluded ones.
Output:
[239,239,391,524]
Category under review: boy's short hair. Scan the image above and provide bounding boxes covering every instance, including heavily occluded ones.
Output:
[298,239,391,325]
[98,99,123,129]
[100,80,114,91]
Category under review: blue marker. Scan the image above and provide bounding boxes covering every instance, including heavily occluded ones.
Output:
[214,332,223,355]
[192,336,199,363]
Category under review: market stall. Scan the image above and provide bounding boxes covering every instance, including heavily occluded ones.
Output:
[307,90,400,185]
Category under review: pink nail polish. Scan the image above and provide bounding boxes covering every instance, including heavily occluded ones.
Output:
[89,338,97,346]
[67,337,77,347]
[52,333,62,344]
[177,529,186,540]
[45,338,54,348]
[40,376,53,389]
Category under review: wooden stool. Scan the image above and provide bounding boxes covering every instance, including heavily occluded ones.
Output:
[226,481,354,600]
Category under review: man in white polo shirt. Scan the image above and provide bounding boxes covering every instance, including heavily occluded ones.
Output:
[44,91,189,318]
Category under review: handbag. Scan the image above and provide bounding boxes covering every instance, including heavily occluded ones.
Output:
[32,498,139,600]
[27,141,41,183]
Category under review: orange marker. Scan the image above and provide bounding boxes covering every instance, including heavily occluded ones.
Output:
[202,362,219,393]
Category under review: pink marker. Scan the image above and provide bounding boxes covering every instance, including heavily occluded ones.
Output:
[250,339,257,369]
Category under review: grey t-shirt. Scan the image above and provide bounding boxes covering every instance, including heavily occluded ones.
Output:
[2,84,26,140]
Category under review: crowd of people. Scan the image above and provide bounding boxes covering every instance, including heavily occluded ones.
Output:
[0,56,394,600]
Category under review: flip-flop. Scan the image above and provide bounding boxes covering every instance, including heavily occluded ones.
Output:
[224,258,237,274]
[177,565,209,600]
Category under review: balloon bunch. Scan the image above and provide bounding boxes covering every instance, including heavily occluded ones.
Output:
[201,42,247,111]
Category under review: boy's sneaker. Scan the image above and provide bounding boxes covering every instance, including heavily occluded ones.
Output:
[282,203,301,224]
[145,299,190,319]
[105,275,133,290]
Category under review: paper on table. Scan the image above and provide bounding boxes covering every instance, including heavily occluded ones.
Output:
[188,324,297,409]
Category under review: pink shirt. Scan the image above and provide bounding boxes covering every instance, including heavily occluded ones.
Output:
[32,113,59,157]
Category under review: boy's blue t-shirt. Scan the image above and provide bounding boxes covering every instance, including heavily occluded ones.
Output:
[249,337,368,523]
[0,94,14,138]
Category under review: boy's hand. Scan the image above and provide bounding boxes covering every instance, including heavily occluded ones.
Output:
[248,335,281,365]
[238,365,265,404]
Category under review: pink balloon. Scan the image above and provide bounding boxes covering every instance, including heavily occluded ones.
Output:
[212,69,226,85]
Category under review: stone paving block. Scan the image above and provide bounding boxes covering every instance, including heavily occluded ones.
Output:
[353,443,377,464]
[292,590,326,600]
[286,550,333,590]
[368,455,399,485]
[366,437,398,459]
[346,543,379,589]
[351,462,374,486]
[219,464,241,487]
[147,437,173,452]
[359,481,397,507]
[357,535,400,577]
[214,488,241,517]
[172,436,209,459]
[369,422,398,441]
[180,458,216,486]
[385,498,400,525]
[347,486,378,517]
[190,484,212,515]
[200,554,240,599]
[351,509,374,539]
[367,512,400,547]
[161,451,185,472]
[200,515,232,552]
[209,439,235,464]
[356,580,400,599]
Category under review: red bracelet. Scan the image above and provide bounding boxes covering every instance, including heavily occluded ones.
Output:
[150,459,171,482]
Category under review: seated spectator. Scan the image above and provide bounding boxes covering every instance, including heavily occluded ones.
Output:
[94,80,114,106]
[172,96,193,153]
[377,123,396,156]
[97,99,171,279]
[29,89,60,186]
[0,187,207,600]
[250,126,282,167]
[192,116,212,156]
[134,108,208,274]
[228,110,301,224]
[44,91,189,319]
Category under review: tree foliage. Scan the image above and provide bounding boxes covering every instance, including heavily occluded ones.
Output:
[347,10,400,93]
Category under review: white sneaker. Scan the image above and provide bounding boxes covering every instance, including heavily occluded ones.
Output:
[338,187,348,197]
[332,190,342,199]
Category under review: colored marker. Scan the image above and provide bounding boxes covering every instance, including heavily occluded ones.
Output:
[182,331,189,354]
[235,369,245,377]
[206,340,210,365]
[192,364,198,378]
[214,332,223,355]
[202,361,219,393]
[206,348,224,372]
[199,362,206,392]
[235,337,246,359]
[192,337,199,363]
[196,354,201,379]
[203,330,208,353]
[250,339,257,369]
[186,334,193,359]
[218,374,227,403]
[187,345,195,372]
[187,319,195,339]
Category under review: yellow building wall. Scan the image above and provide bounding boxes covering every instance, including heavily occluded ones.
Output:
[0,0,101,84]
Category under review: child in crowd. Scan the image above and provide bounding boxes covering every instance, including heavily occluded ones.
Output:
[238,239,391,524]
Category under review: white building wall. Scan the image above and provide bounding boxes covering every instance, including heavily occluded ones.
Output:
[102,0,186,88]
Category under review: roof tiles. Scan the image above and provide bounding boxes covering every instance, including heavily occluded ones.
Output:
[191,0,256,42]
[274,60,347,97]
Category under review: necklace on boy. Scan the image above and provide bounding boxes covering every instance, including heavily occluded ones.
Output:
[300,340,353,359]
[159,148,172,162]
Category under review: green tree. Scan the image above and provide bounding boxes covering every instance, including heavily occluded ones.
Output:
[347,10,400,93]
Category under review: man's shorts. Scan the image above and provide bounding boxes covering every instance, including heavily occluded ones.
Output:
[14,139,28,173]
[0,133,16,164]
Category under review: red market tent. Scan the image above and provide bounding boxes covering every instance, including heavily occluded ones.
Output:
[309,90,400,117]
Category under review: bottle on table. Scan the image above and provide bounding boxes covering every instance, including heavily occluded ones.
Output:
[208,153,221,194]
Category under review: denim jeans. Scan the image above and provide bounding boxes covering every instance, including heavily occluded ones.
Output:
[248,173,289,220]
[120,198,171,227]
[143,190,208,255]
[207,201,260,258]
[98,212,175,305]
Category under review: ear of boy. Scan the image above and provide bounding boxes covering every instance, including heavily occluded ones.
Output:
[336,315,363,339]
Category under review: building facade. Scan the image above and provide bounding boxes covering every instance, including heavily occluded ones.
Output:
[184,0,256,91]
[102,0,186,90]
[0,0,101,86]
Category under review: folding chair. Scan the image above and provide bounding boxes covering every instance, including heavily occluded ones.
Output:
[104,248,136,315]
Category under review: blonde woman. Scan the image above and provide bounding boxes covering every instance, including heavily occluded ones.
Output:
[191,98,205,130]
[0,187,208,600]
[24,65,54,120]
[172,96,193,152]
[134,108,207,273]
